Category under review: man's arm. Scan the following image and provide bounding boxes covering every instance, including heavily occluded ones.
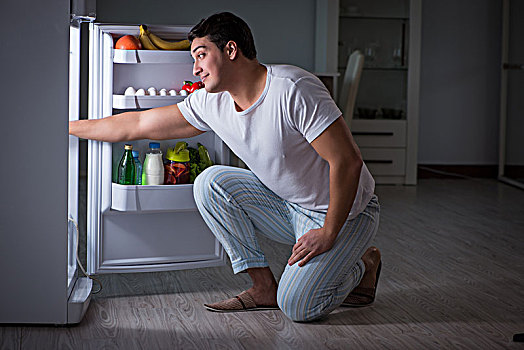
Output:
[288,116,363,266]
[311,116,363,237]
[69,104,204,142]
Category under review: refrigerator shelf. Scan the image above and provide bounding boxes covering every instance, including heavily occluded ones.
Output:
[113,94,186,109]
[113,49,193,64]
[112,182,196,212]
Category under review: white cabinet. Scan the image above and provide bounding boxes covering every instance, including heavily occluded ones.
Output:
[88,24,227,274]
[318,0,421,184]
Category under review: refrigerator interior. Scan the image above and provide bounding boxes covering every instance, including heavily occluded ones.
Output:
[87,24,228,275]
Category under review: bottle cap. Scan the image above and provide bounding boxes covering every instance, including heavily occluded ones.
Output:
[149,142,160,149]
[166,148,190,162]
[124,144,133,150]
[132,150,139,158]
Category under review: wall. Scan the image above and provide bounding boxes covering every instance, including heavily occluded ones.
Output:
[418,0,502,165]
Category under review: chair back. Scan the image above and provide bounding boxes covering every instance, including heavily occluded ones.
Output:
[338,50,364,127]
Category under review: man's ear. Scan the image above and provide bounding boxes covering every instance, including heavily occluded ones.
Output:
[225,41,238,60]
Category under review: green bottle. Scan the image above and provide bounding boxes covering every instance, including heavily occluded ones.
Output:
[118,144,136,185]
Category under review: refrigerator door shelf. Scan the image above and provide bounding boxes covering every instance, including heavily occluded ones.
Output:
[113,94,186,109]
[112,183,196,212]
[114,48,193,64]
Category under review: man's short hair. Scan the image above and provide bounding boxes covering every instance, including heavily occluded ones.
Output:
[188,12,257,60]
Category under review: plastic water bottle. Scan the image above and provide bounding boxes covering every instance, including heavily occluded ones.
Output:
[142,142,164,185]
[117,144,136,185]
[132,150,142,185]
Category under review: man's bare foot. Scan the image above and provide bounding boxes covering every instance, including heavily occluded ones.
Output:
[246,267,278,306]
[357,246,381,290]
[341,246,382,307]
[246,284,277,307]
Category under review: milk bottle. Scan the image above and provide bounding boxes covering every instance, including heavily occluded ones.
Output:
[142,142,164,185]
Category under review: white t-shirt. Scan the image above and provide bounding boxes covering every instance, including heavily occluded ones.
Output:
[178,64,375,219]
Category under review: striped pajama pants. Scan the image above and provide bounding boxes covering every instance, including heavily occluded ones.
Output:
[193,165,380,322]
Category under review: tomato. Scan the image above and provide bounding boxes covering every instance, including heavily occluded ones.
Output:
[181,81,204,94]
[181,81,193,93]
[189,81,204,93]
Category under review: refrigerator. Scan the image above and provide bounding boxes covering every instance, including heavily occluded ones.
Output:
[0,2,226,324]
[0,1,94,325]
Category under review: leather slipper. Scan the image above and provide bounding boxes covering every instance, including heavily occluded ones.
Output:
[204,291,279,313]
[341,261,382,307]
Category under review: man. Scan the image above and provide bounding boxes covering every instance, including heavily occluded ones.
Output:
[70,12,381,322]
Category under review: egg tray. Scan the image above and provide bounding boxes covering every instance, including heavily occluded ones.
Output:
[113,94,186,109]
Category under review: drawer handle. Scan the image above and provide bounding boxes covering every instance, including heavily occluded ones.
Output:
[364,160,394,164]
[353,132,395,136]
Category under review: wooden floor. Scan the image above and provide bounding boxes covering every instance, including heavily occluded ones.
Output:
[1,178,524,349]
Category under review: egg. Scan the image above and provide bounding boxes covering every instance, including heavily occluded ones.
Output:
[169,89,177,96]
[179,90,188,96]
[159,89,167,96]
[135,88,146,96]
[147,87,157,95]
[124,86,136,96]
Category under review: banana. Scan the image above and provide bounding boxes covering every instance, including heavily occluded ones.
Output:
[139,25,159,50]
[145,26,191,50]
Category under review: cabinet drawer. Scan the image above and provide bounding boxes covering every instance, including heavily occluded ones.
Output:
[351,120,406,147]
[361,148,406,176]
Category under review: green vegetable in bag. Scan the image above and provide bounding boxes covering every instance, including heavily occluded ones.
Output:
[189,163,199,183]
[184,143,212,183]
[198,143,213,172]
[188,147,200,164]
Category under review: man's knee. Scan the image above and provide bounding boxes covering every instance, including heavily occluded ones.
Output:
[277,287,325,322]
[193,165,222,207]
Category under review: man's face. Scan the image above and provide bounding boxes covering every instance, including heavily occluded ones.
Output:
[191,36,229,93]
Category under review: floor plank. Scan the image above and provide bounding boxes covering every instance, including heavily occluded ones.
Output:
[0,326,19,350]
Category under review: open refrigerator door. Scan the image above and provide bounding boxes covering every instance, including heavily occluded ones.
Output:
[87,23,228,275]
[67,21,93,324]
